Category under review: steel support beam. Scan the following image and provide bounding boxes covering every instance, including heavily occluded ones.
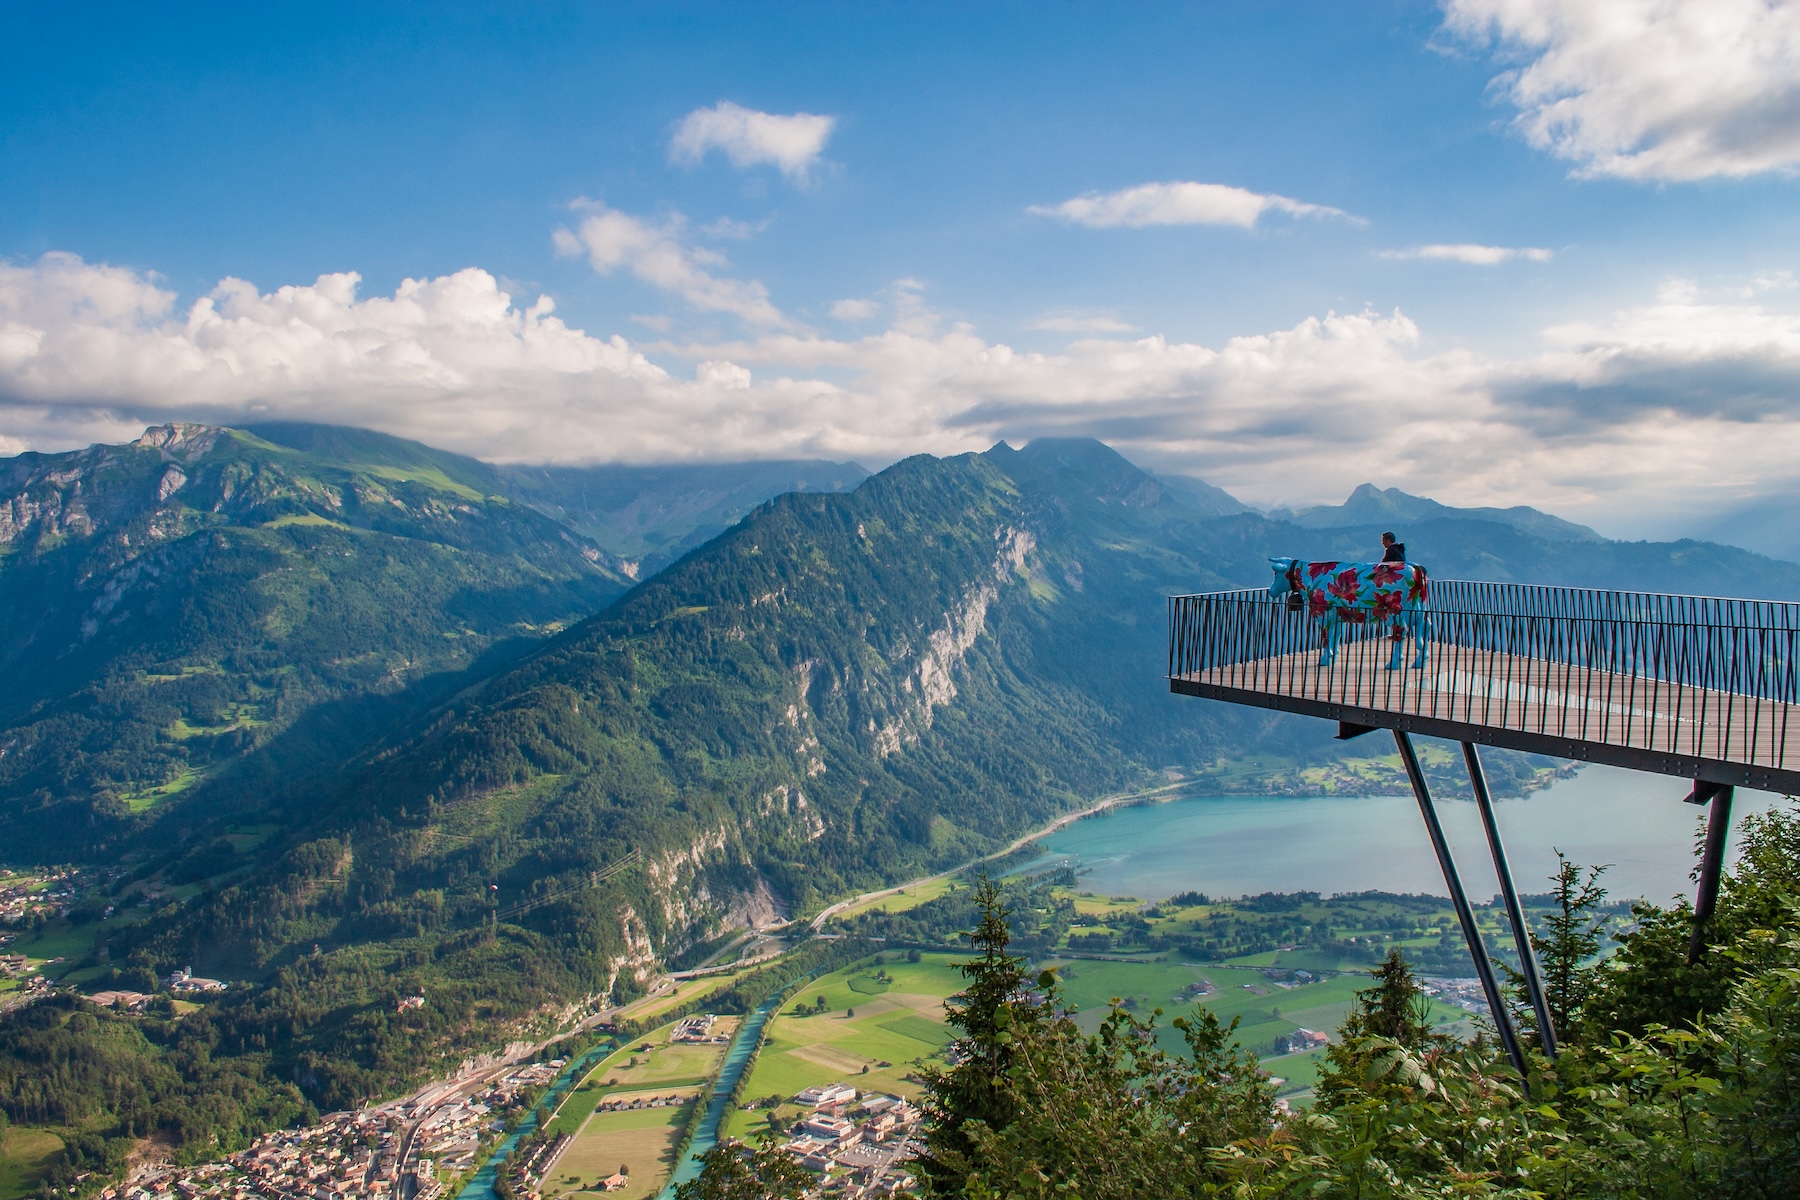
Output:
[1393,730,1530,1085]
[1687,783,1735,965]
[1462,742,1556,1058]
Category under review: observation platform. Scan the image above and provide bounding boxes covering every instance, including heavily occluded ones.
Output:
[1166,578,1800,1078]
[1169,580,1800,795]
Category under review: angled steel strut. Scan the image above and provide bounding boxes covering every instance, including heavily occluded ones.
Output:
[1686,781,1735,964]
[1393,731,1530,1087]
[1462,742,1556,1057]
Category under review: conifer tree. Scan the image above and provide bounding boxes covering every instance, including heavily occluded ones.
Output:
[917,874,1032,1195]
[672,1141,808,1200]
[1535,853,1609,1037]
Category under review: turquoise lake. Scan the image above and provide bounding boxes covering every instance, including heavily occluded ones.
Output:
[1020,760,1789,904]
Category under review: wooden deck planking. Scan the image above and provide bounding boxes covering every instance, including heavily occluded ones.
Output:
[1176,639,1796,774]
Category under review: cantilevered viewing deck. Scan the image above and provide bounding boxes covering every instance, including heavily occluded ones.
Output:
[1168,578,1800,1078]
[1169,580,1800,795]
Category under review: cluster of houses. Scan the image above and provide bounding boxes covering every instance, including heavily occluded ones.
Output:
[671,1013,729,1044]
[777,1083,920,1195]
[410,1095,495,1175]
[1271,1028,1331,1055]
[105,1055,584,1200]
[110,1110,410,1200]
[591,1092,688,1113]
[1421,976,1491,1017]
[2,950,51,1010]
[0,868,80,922]
[501,1130,571,1200]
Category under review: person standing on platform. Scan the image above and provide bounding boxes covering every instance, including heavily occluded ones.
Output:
[1380,532,1408,650]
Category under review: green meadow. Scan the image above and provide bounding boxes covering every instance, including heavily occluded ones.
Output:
[720,953,965,1142]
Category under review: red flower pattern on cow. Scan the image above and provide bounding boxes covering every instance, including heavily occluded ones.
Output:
[1278,558,1431,670]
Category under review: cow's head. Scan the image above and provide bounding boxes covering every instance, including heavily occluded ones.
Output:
[1268,558,1303,609]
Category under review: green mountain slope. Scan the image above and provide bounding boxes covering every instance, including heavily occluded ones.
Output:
[110,436,1800,1003]
[12,430,1800,1114]
[0,424,632,860]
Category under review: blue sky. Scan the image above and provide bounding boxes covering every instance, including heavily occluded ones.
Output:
[5,1,1800,543]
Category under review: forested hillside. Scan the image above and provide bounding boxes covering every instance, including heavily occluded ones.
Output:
[7,425,1800,1121]
[0,424,632,861]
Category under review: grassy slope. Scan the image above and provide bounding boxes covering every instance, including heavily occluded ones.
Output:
[0,1129,63,1200]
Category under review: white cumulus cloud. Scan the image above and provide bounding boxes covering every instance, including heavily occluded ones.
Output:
[1030,181,1356,229]
[1444,0,1800,181]
[5,252,1800,538]
[553,203,790,327]
[1381,243,1554,264]
[1027,312,1139,334]
[670,101,836,181]
[829,298,878,321]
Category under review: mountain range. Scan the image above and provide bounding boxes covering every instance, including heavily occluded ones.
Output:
[4,423,1799,1105]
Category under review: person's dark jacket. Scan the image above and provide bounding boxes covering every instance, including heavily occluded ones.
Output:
[1381,542,1406,563]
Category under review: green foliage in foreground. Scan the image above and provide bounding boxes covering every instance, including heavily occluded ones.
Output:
[672,1142,811,1200]
[689,809,1800,1198]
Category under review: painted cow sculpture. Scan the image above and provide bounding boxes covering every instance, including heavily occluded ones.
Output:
[1268,557,1432,669]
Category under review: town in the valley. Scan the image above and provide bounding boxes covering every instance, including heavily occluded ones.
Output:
[108,1048,920,1200]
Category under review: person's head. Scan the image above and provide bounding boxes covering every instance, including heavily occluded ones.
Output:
[1381,532,1396,546]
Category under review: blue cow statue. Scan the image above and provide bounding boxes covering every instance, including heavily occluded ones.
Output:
[1268,557,1432,669]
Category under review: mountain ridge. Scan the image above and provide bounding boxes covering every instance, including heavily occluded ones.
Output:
[8,422,1800,1113]
[1269,481,1604,543]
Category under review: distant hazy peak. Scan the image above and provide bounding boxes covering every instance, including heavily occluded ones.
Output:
[1273,482,1602,542]
[984,436,1250,517]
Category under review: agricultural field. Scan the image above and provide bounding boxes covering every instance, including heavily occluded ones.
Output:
[578,1020,737,1097]
[542,1105,690,1200]
[611,969,757,1027]
[1045,958,1366,1056]
[830,877,955,922]
[720,952,965,1143]
[537,1017,736,1200]
[0,1128,63,1200]
[1263,1047,1330,1098]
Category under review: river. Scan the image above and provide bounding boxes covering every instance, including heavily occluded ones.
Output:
[454,1039,618,1200]
[1016,760,1789,904]
[655,992,785,1199]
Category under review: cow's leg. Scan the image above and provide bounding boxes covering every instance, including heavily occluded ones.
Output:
[1319,616,1338,666]
[1386,621,1405,670]
[1413,613,1431,668]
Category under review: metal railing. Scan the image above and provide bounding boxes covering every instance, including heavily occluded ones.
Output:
[1168,581,1800,776]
